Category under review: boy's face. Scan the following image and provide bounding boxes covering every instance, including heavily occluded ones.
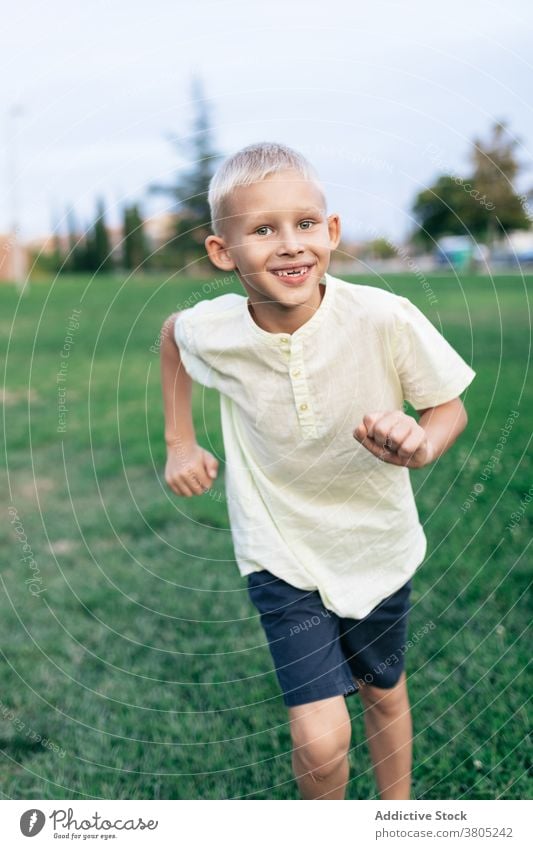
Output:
[205,169,341,309]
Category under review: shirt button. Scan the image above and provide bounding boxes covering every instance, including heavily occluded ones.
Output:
[280,336,289,344]
[292,369,301,377]
[299,402,308,411]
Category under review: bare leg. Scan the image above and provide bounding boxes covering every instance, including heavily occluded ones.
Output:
[289,695,352,800]
[357,670,412,800]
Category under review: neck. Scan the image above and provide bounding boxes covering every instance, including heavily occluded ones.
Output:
[247,282,325,335]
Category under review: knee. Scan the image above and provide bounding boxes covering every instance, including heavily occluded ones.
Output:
[358,671,408,718]
[292,724,351,782]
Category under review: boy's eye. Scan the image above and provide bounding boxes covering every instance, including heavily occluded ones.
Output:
[254,221,315,235]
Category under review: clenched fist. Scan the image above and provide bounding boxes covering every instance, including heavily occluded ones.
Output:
[165,441,219,497]
[353,410,434,468]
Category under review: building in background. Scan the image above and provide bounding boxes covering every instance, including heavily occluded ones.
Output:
[0,235,28,283]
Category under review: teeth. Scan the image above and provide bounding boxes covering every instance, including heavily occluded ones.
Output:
[273,266,309,277]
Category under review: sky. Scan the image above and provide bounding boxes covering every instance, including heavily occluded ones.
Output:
[1,0,532,244]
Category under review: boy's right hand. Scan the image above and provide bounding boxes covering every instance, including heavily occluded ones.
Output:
[164,442,219,497]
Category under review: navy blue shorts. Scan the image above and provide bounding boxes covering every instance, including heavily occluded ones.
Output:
[247,569,413,707]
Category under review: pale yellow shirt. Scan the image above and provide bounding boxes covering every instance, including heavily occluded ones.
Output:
[174,272,476,618]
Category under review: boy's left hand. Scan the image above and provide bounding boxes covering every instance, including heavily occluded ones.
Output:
[353,410,434,468]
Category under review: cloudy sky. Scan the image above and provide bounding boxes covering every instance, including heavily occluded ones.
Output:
[1,0,532,243]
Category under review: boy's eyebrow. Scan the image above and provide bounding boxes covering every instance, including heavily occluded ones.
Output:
[243,206,325,224]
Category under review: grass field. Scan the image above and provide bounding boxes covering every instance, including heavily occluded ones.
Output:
[1,271,531,800]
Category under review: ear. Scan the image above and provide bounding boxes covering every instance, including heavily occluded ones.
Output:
[205,234,236,271]
[327,213,341,251]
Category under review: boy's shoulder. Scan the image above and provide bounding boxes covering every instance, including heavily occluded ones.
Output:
[330,274,409,324]
[177,291,246,324]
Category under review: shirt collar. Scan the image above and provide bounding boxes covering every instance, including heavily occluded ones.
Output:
[243,272,335,343]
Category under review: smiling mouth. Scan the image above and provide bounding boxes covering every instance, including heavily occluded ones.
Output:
[270,264,314,278]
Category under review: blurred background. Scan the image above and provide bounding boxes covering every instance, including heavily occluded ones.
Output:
[1,0,533,281]
[0,0,531,801]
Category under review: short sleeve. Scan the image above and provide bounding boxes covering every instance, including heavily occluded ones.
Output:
[173,311,217,389]
[392,296,476,409]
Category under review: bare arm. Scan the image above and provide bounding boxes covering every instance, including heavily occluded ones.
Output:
[160,312,218,496]
[417,398,468,462]
[353,397,468,468]
[161,312,196,449]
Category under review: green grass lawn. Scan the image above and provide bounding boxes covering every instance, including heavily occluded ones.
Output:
[1,271,531,800]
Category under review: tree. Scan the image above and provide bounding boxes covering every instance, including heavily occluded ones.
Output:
[64,206,86,273]
[149,76,221,271]
[411,176,482,247]
[470,120,531,245]
[411,121,531,247]
[123,203,147,270]
[47,209,63,271]
[367,237,397,260]
[85,197,112,272]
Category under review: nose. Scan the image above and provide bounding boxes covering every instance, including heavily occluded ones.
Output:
[276,226,305,256]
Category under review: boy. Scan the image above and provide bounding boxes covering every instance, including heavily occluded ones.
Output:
[160,142,476,800]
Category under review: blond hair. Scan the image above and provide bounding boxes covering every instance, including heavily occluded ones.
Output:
[208,142,325,235]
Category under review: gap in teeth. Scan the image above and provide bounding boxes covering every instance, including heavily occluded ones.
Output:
[275,267,308,277]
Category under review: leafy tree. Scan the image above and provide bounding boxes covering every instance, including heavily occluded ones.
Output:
[123,203,147,270]
[149,76,221,271]
[58,200,114,273]
[470,120,531,245]
[85,197,112,272]
[412,121,531,247]
[367,237,397,260]
[63,206,87,273]
[411,176,482,246]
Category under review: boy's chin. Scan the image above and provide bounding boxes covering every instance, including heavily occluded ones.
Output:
[272,276,313,293]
